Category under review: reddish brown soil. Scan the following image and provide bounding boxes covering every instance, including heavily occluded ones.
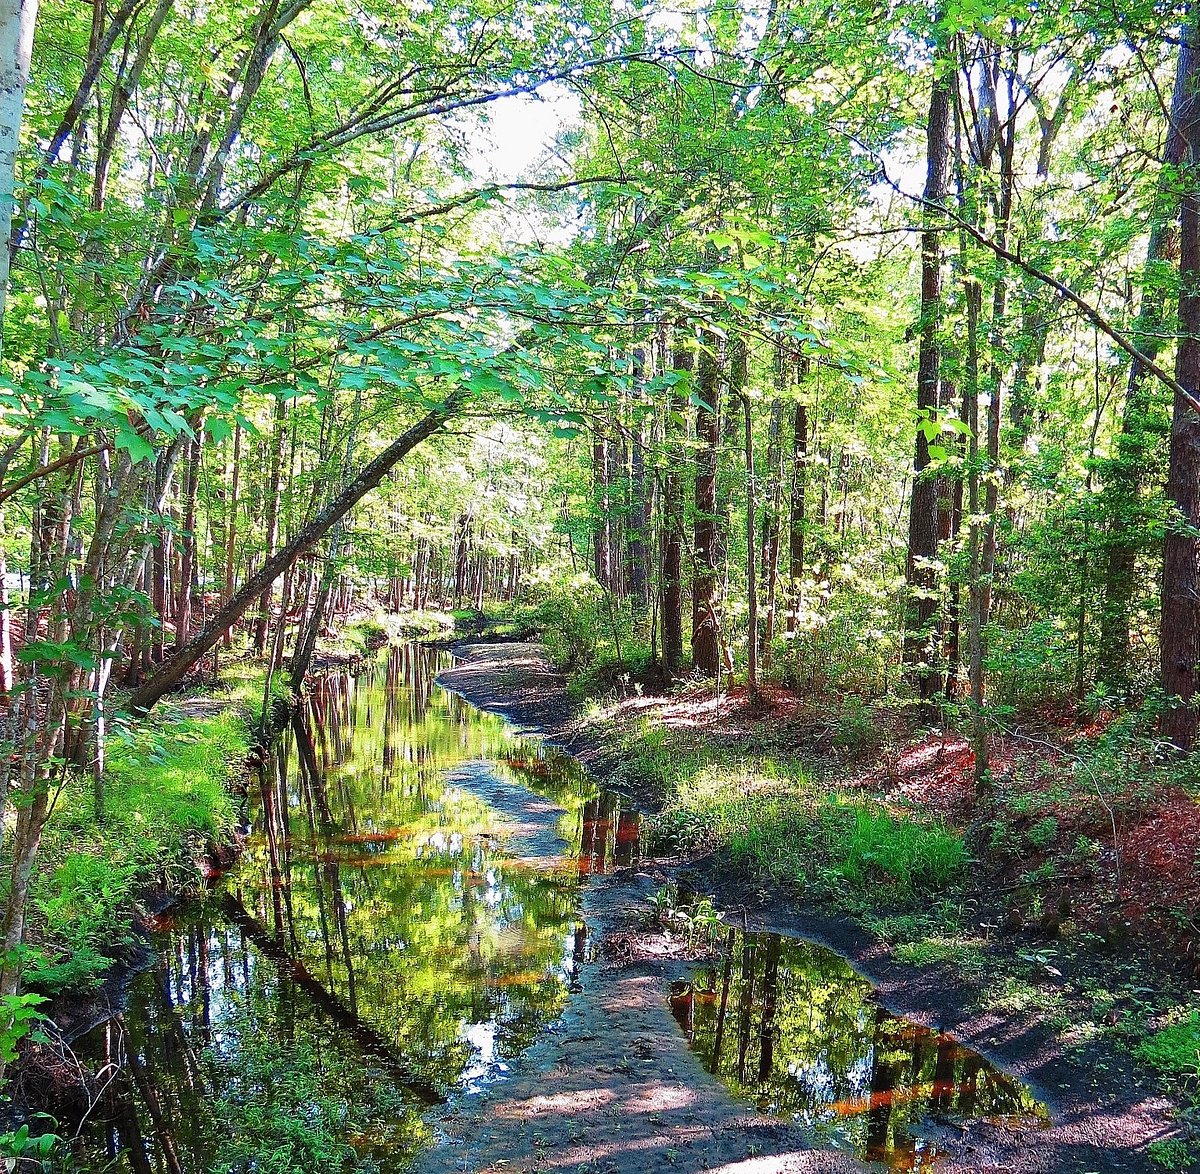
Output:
[598,680,1200,967]
[1119,791,1200,960]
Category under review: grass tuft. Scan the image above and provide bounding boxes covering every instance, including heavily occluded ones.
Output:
[630,720,966,908]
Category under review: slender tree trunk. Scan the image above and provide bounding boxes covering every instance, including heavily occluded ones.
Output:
[944,380,965,698]
[1162,14,1200,752]
[980,105,1014,631]
[742,390,759,704]
[692,328,722,677]
[152,455,170,661]
[965,279,989,789]
[761,354,785,658]
[222,421,242,648]
[0,520,12,693]
[174,436,202,651]
[453,513,470,605]
[662,342,690,673]
[1098,40,1191,690]
[627,348,650,609]
[904,53,953,703]
[254,399,288,654]
[787,392,808,633]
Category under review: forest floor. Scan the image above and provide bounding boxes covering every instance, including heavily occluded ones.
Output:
[423,639,1194,1174]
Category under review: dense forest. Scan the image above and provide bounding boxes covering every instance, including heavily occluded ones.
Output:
[2,0,1200,1169]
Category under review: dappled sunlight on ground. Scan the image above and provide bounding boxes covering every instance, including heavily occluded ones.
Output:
[494,1087,617,1116]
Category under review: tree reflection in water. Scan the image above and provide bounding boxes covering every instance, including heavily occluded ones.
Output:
[73,644,638,1174]
[672,931,1049,1171]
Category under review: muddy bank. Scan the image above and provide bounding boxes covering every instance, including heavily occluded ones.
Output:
[432,641,1182,1174]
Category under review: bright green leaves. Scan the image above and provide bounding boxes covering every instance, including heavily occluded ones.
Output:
[917,408,973,464]
[113,427,155,463]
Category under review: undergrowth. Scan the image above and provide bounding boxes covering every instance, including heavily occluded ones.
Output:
[23,665,260,996]
[327,608,454,658]
[624,721,966,909]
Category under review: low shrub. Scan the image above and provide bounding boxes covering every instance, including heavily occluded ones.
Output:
[523,570,651,693]
[985,618,1076,711]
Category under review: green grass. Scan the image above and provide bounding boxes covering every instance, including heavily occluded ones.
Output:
[629,721,966,909]
[24,669,258,995]
[1137,1011,1200,1078]
[892,936,988,980]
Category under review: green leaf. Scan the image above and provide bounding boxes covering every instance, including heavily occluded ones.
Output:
[206,417,233,444]
[115,429,155,463]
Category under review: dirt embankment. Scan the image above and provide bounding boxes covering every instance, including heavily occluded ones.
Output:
[428,641,1184,1174]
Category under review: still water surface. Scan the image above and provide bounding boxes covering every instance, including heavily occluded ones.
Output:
[75,644,632,1172]
[672,932,1050,1171]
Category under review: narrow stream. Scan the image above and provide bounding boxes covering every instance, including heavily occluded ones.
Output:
[72,644,633,1173]
[67,642,1047,1173]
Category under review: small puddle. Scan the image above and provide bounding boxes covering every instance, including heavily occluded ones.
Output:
[67,644,638,1173]
[671,930,1049,1171]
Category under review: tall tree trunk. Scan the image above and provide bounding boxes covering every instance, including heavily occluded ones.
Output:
[904,52,953,703]
[453,513,470,605]
[965,279,989,789]
[787,390,808,634]
[222,421,242,648]
[692,327,722,677]
[741,389,759,704]
[0,0,37,357]
[761,348,786,657]
[152,455,171,662]
[0,517,12,693]
[627,372,651,610]
[1162,14,1200,752]
[254,398,288,654]
[661,341,690,673]
[1098,40,1191,691]
[93,0,172,210]
[943,380,966,698]
[628,424,648,609]
[592,427,612,589]
[174,436,202,652]
[608,424,626,598]
[980,90,1014,632]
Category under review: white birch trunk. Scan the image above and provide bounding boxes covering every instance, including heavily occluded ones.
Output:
[0,0,37,358]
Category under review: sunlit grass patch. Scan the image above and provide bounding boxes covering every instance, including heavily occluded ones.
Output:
[892,936,988,980]
[632,722,966,908]
[1137,1010,1200,1078]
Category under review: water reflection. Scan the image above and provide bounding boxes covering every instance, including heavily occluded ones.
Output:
[73,643,639,1173]
[671,932,1049,1171]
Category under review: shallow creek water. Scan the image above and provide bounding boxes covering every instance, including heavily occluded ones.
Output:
[672,932,1049,1170]
[71,643,1046,1173]
[74,644,632,1171]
